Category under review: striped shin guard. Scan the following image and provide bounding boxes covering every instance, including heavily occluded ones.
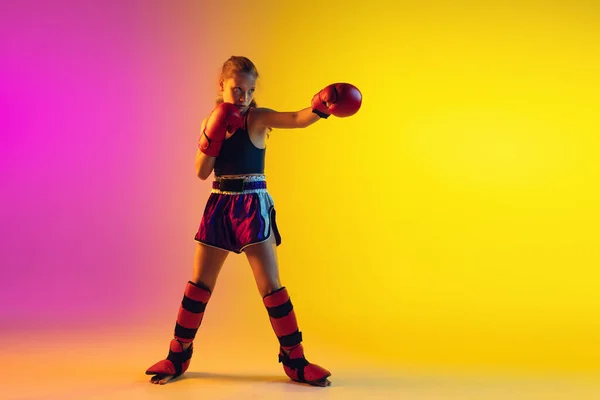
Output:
[174,281,211,343]
[263,287,331,385]
[145,281,211,380]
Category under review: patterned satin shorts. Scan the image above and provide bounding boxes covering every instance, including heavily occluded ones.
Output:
[194,175,282,253]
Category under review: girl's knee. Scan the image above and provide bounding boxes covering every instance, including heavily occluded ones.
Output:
[190,279,213,293]
[260,281,283,298]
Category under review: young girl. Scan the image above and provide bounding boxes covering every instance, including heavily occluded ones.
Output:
[146,56,361,387]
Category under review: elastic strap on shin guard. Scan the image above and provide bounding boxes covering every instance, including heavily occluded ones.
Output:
[279,351,309,381]
[167,340,193,377]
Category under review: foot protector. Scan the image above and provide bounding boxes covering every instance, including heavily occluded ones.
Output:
[279,344,331,386]
[145,339,193,380]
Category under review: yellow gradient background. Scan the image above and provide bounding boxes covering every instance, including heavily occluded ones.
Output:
[180,0,600,376]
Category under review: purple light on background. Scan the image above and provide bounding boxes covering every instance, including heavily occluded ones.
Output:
[1,1,212,327]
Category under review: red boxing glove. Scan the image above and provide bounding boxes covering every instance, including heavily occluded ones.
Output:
[198,103,242,157]
[311,83,362,119]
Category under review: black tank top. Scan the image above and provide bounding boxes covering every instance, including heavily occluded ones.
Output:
[213,108,265,176]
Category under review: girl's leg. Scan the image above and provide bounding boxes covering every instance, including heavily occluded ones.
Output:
[147,243,229,385]
[244,233,331,387]
[244,232,282,298]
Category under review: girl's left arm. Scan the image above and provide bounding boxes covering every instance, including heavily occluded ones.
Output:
[251,107,322,130]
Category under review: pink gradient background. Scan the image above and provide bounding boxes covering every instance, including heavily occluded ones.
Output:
[1,1,242,328]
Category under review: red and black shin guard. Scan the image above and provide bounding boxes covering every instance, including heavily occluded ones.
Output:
[263,287,331,386]
[145,281,211,380]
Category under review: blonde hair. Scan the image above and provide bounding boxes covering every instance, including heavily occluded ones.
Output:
[215,56,259,107]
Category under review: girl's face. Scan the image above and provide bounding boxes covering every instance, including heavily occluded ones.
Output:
[220,72,256,114]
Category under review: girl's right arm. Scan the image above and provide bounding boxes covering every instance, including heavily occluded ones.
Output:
[195,118,215,180]
[195,103,243,180]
